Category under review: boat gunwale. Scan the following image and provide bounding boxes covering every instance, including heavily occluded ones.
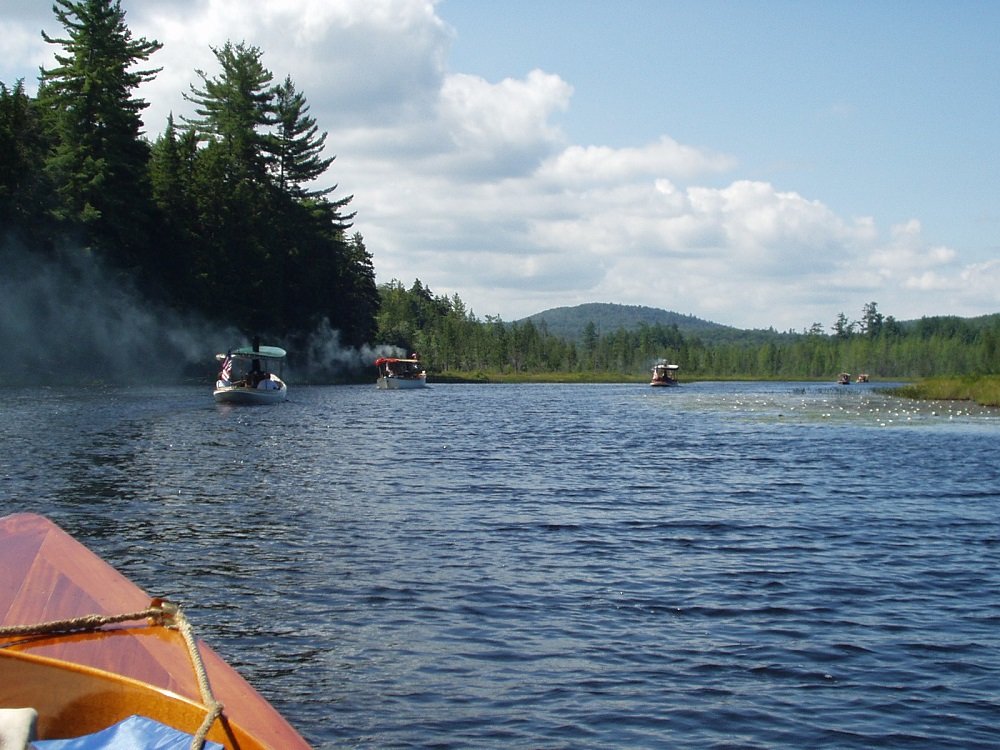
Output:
[0,512,311,749]
[0,648,258,748]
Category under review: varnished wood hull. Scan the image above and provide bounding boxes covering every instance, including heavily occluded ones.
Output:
[0,513,311,749]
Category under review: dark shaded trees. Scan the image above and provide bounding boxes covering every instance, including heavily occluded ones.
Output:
[833,311,852,339]
[38,0,162,268]
[337,233,379,345]
[179,41,277,325]
[153,41,374,344]
[0,80,53,235]
[145,115,200,299]
[7,4,379,361]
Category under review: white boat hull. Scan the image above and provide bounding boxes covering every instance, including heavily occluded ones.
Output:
[213,378,288,404]
[376,375,426,390]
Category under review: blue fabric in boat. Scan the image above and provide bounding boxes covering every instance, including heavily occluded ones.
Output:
[31,715,223,750]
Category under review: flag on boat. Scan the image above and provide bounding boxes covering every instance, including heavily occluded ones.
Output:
[219,352,232,384]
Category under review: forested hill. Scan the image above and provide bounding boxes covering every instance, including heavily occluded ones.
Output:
[519,303,742,343]
[517,302,1000,348]
[377,282,999,379]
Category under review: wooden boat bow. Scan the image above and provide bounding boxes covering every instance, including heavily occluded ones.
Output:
[0,512,311,749]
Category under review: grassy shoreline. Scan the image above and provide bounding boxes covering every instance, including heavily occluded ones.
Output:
[433,371,817,383]
[434,371,865,385]
[434,371,1000,407]
[886,375,1000,408]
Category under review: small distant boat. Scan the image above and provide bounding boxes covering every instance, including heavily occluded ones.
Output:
[856,373,870,383]
[837,372,851,385]
[650,359,680,387]
[0,512,311,749]
[213,342,287,404]
[375,355,427,389]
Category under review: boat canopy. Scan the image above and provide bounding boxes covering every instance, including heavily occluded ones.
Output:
[375,357,420,366]
[217,346,286,361]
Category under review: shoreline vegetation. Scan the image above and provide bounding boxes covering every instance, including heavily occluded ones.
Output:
[435,372,870,384]
[379,286,998,391]
[888,375,1000,408]
[434,371,1000,408]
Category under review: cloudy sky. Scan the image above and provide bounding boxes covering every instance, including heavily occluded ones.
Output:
[3,0,998,331]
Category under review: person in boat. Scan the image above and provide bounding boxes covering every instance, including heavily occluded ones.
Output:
[247,361,270,388]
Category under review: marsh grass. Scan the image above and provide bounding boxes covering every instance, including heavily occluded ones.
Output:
[890,375,1000,407]
[433,371,1000,407]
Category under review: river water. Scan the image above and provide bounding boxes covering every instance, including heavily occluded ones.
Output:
[3,381,999,749]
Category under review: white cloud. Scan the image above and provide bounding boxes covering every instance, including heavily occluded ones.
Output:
[131,0,452,133]
[538,136,735,184]
[866,219,957,274]
[441,70,571,149]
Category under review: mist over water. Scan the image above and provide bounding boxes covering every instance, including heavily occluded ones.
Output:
[0,241,392,384]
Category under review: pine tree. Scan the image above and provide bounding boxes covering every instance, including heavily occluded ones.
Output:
[860,301,884,338]
[183,41,274,189]
[146,114,202,302]
[181,42,279,327]
[339,232,379,346]
[271,76,334,198]
[0,80,53,232]
[39,0,161,265]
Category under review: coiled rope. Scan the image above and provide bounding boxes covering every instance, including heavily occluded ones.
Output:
[0,599,224,750]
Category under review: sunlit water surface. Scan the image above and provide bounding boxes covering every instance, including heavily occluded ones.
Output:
[3,381,999,749]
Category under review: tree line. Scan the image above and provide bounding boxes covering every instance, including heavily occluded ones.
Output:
[0,0,377,349]
[376,281,1000,380]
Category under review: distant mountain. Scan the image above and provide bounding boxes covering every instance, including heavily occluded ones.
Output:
[517,303,1000,345]
[518,303,741,342]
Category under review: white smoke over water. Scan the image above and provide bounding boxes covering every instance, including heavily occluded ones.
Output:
[0,241,233,384]
[1,239,385,385]
[298,318,403,383]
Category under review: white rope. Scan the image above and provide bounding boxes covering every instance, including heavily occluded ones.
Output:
[153,599,225,750]
[0,599,224,750]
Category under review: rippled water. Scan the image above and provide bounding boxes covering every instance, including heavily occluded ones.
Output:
[3,381,1000,749]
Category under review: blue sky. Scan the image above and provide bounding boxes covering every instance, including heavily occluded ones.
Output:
[444,1,1000,248]
[2,0,998,331]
